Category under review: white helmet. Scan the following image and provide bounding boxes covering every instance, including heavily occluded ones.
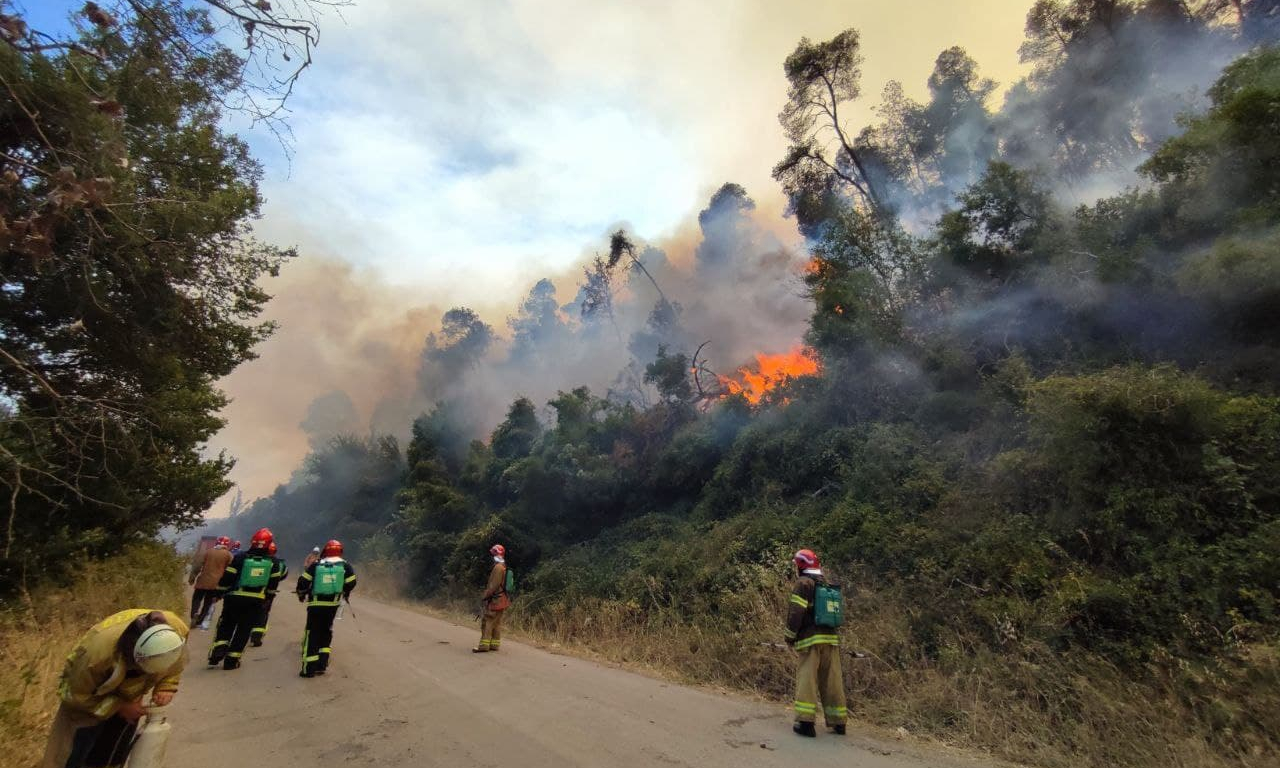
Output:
[134,624,184,675]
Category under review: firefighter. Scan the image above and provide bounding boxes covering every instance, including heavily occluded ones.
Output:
[230,540,242,554]
[473,544,510,653]
[784,548,847,737]
[208,528,285,670]
[249,541,288,647]
[40,610,187,768]
[303,546,321,570]
[189,535,233,630]
[295,539,357,678]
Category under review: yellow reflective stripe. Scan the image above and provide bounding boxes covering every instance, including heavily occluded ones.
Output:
[824,706,848,715]
[211,640,228,648]
[303,655,320,662]
[794,634,840,650]
[344,575,357,583]
[319,647,331,653]
[789,594,810,608]
[794,702,817,713]
[227,652,242,658]
[225,566,238,574]
[782,629,797,639]
[301,572,313,581]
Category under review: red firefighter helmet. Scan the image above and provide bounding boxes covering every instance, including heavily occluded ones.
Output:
[231,540,242,551]
[793,549,820,571]
[250,527,274,550]
[267,541,278,556]
[215,535,232,548]
[489,544,505,558]
[322,539,343,558]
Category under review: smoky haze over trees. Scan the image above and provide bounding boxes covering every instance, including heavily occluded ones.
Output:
[12,0,1278,764]
[218,3,1280,765]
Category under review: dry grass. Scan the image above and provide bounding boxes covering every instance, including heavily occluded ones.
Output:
[0,542,185,768]
[388,575,1279,768]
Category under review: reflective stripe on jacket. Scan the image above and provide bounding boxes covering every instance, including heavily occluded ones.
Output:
[784,575,839,649]
[216,549,287,599]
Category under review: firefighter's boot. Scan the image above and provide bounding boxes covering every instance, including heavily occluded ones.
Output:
[793,722,816,738]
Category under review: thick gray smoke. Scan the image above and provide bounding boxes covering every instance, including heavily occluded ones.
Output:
[293,184,810,454]
[238,1,1278,506]
[868,5,1253,231]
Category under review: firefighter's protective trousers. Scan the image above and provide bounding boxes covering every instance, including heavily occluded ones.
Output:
[208,595,258,667]
[46,708,136,768]
[302,605,339,675]
[249,594,277,644]
[479,608,505,650]
[793,644,847,725]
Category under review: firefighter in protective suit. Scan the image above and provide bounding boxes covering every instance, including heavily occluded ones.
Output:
[473,544,510,653]
[208,527,285,670]
[41,610,187,768]
[249,540,287,647]
[295,539,357,677]
[784,548,847,737]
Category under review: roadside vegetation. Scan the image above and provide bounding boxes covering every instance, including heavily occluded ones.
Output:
[0,542,184,768]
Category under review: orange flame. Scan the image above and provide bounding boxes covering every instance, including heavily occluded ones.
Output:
[719,346,820,404]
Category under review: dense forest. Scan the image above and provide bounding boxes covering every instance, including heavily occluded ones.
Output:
[216,3,1280,765]
[7,1,1280,766]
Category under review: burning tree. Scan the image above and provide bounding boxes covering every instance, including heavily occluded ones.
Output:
[717,347,821,405]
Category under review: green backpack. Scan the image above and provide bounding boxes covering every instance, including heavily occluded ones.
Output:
[503,568,516,597]
[237,556,273,590]
[813,581,844,628]
[313,562,345,597]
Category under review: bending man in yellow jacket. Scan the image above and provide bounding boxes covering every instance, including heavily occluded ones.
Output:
[473,544,510,653]
[41,609,188,768]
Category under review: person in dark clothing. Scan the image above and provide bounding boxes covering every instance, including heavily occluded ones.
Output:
[250,541,288,647]
[208,528,285,670]
[295,539,357,678]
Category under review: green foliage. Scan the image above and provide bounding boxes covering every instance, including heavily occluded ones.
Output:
[0,4,292,588]
[1144,46,1280,227]
[935,162,1055,279]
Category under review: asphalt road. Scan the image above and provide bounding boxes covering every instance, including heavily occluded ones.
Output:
[168,594,999,768]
